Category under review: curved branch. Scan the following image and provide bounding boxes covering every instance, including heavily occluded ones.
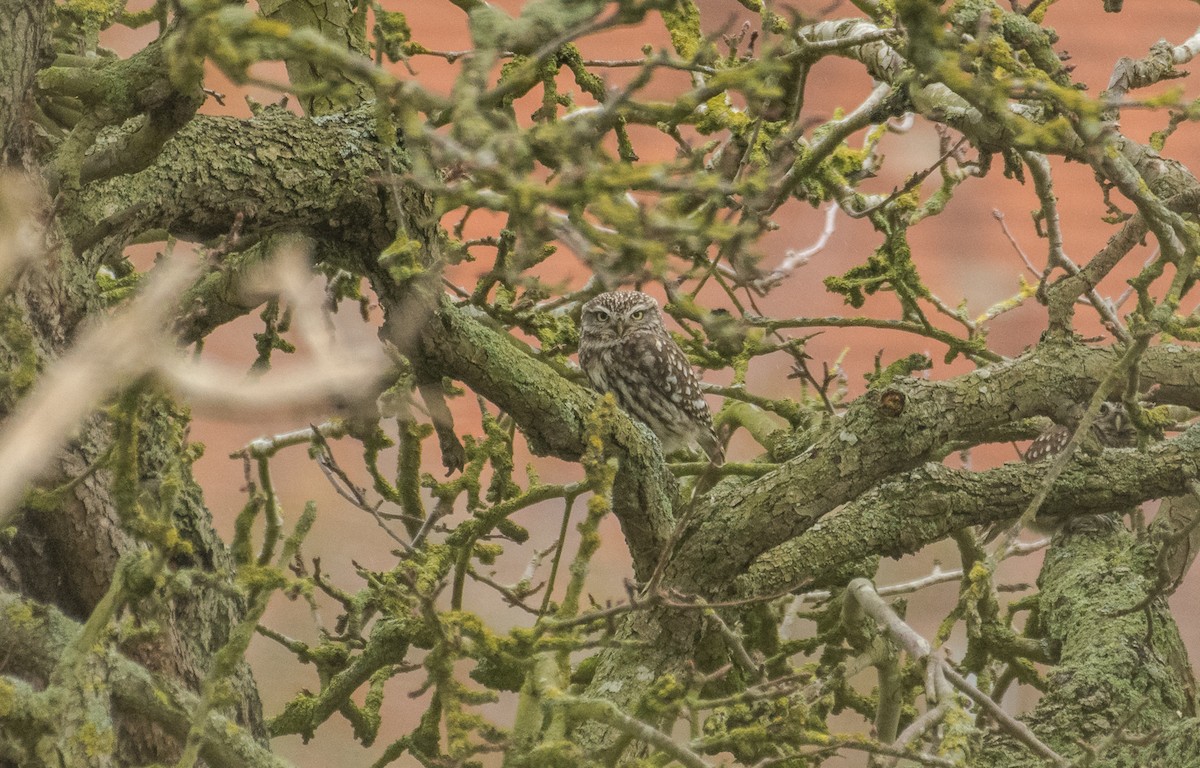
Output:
[741,423,1200,596]
[400,295,678,582]
[674,342,1200,594]
[39,36,205,188]
[70,105,401,266]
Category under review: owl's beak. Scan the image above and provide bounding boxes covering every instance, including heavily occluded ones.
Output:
[615,319,625,336]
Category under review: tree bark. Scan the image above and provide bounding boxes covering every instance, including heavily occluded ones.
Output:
[0,3,265,764]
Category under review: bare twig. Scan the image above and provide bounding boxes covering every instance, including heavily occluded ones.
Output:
[846,579,1070,766]
[753,203,838,291]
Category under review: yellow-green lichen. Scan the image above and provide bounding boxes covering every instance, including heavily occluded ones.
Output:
[77,719,116,757]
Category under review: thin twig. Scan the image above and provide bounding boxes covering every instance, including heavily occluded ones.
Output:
[848,579,1069,765]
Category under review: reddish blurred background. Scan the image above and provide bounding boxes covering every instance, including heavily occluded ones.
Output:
[102,2,1200,765]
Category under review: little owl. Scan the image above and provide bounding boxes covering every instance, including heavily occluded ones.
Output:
[1022,401,1135,463]
[985,401,1136,540]
[578,291,722,463]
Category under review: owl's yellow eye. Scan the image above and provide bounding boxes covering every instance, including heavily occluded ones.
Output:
[594,310,610,323]
[630,310,645,320]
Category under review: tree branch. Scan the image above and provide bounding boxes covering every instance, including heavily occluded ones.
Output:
[742,422,1200,596]
[0,590,290,768]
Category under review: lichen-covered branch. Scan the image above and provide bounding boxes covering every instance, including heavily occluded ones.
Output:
[741,423,1200,596]
[70,105,402,274]
[0,589,288,768]
[402,295,678,581]
[677,342,1200,592]
[978,524,1199,766]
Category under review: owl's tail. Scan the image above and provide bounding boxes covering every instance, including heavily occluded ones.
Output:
[699,426,724,466]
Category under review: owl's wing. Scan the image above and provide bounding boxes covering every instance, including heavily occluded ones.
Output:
[983,423,1083,542]
[1024,424,1071,462]
[628,332,723,463]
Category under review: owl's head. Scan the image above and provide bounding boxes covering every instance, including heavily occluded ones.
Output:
[580,291,664,341]
[1093,401,1137,447]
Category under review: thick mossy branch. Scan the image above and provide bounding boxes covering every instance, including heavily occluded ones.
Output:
[399,295,1200,602]
[0,590,290,768]
[404,296,677,581]
[740,424,1200,597]
[978,525,1200,766]
[70,105,404,266]
[674,342,1200,595]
